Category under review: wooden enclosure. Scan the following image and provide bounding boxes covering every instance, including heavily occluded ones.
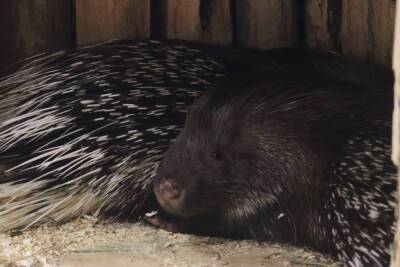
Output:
[0,0,396,72]
[1,0,400,265]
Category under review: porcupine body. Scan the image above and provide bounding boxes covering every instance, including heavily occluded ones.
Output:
[0,39,396,266]
[0,39,233,231]
[0,39,300,232]
[153,63,397,266]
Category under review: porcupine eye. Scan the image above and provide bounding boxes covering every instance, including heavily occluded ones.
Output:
[211,150,222,161]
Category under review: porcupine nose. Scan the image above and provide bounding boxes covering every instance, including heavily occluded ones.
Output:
[154,179,186,215]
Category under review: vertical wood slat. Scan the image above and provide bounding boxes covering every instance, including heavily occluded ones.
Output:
[235,0,299,50]
[391,0,400,266]
[305,0,395,67]
[75,0,150,46]
[305,0,340,51]
[161,0,232,46]
[150,0,167,39]
[0,0,73,73]
[341,0,395,66]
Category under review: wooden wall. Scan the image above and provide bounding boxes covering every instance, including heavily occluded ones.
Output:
[306,0,396,67]
[235,0,299,50]
[153,0,233,45]
[75,0,150,46]
[0,0,73,73]
[0,0,396,72]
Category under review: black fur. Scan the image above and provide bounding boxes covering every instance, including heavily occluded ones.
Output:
[154,58,396,267]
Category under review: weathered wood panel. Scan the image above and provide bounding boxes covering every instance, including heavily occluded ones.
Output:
[75,0,150,46]
[391,1,400,266]
[341,0,395,66]
[235,0,299,50]
[306,0,395,66]
[157,0,232,45]
[0,0,73,73]
[305,0,337,51]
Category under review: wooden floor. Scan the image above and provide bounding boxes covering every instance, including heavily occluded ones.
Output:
[0,217,342,267]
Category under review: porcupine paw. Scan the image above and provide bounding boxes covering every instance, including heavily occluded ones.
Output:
[144,212,189,233]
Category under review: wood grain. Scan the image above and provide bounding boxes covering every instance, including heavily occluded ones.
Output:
[75,0,150,46]
[235,0,299,50]
[0,0,72,73]
[305,0,336,50]
[306,0,395,66]
[161,0,232,45]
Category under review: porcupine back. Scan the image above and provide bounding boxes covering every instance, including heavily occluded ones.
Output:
[325,130,396,266]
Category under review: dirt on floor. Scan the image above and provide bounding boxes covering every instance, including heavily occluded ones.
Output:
[0,216,342,267]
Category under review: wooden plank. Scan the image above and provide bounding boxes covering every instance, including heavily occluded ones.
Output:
[305,0,395,66]
[391,0,400,265]
[0,0,73,74]
[150,0,168,39]
[235,0,299,50]
[75,0,150,46]
[369,1,396,67]
[340,0,371,59]
[162,0,232,45]
[341,0,395,66]
[305,0,340,51]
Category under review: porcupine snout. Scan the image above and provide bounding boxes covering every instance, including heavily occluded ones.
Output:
[154,178,187,216]
[154,151,212,219]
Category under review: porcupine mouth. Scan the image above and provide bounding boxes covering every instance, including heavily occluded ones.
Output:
[153,179,212,219]
[153,180,188,218]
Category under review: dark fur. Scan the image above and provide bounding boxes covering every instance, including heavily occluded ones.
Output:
[154,58,396,266]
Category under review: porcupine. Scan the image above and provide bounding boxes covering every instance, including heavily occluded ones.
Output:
[152,55,397,266]
[0,39,396,266]
[0,39,239,232]
[0,39,306,232]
